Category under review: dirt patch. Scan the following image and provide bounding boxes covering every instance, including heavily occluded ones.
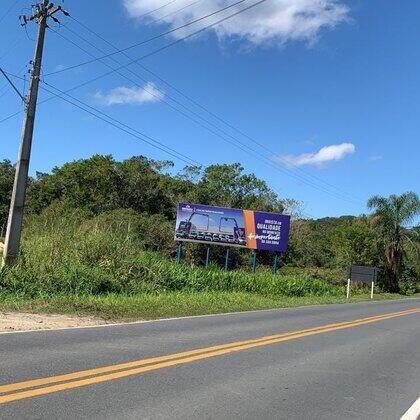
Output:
[0,312,107,332]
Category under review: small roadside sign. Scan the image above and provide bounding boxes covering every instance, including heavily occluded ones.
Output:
[346,266,378,299]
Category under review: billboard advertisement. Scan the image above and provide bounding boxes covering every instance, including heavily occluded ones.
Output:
[175,203,291,252]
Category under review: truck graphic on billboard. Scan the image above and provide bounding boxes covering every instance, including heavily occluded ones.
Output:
[175,203,291,252]
[175,205,247,246]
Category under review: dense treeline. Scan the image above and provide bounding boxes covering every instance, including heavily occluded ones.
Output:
[0,155,419,293]
[0,155,285,236]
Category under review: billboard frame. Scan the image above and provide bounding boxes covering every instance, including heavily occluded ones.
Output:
[175,202,291,253]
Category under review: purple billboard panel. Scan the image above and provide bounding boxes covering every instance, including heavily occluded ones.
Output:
[249,211,291,252]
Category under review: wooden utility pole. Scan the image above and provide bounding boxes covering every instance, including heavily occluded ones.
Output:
[2,1,68,266]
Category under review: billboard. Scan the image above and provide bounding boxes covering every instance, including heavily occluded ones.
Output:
[175,203,291,252]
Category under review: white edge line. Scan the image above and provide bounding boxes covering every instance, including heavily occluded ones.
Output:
[0,297,419,336]
[400,396,420,420]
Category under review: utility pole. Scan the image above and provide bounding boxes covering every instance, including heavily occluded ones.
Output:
[2,1,68,267]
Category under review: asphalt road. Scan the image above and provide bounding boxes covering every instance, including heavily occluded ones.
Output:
[1,299,419,419]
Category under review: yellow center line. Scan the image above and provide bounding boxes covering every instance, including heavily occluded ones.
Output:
[1,307,416,394]
[0,307,419,405]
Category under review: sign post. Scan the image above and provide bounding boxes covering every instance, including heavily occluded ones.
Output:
[224,247,230,271]
[176,242,183,264]
[273,254,277,274]
[346,278,351,299]
[205,246,211,268]
[251,251,257,273]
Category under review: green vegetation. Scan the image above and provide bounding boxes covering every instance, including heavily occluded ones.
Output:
[0,155,419,320]
[0,206,344,297]
[0,292,409,321]
[368,192,420,292]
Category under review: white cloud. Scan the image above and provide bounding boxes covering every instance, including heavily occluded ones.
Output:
[277,142,355,167]
[123,0,349,46]
[94,83,164,106]
[370,154,383,162]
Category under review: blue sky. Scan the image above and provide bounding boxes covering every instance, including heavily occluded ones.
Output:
[0,0,419,218]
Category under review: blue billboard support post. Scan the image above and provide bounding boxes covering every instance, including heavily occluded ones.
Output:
[176,242,183,264]
[252,251,257,273]
[205,246,211,268]
[273,254,278,274]
[224,247,230,271]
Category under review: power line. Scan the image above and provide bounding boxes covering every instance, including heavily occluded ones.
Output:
[45,0,266,77]
[42,87,200,166]
[2,76,316,217]
[47,1,361,203]
[49,27,360,205]
[0,83,11,98]
[152,0,202,25]
[0,0,20,24]
[42,81,203,166]
[4,71,201,167]
[17,0,273,128]
[4,63,358,207]
[69,17,361,203]
[1,2,361,205]
[0,35,24,61]
[133,0,180,21]
[42,1,272,96]
[5,71,322,217]
[3,65,360,205]
[0,109,22,124]
[55,17,361,204]
[1,1,265,122]
[1,24,361,204]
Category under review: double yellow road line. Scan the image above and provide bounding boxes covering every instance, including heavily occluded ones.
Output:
[1,307,419,405]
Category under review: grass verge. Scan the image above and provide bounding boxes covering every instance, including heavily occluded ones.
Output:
[0,292,414,322]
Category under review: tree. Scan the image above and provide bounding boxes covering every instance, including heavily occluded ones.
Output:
[196,163,284,212]
[26,155,185,219]
[367,192,420,292]
[27,155,122,215]
[330,217,380,268]
[118,156,181,219]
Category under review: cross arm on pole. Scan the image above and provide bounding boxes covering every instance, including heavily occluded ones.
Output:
[19,1,69,27]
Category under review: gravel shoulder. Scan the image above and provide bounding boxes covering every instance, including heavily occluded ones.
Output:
[0,311,106,332]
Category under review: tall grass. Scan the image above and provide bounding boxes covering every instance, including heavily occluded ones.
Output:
[0,206,348,298]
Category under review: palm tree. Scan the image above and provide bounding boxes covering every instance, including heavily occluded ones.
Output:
[367,192,420,292]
